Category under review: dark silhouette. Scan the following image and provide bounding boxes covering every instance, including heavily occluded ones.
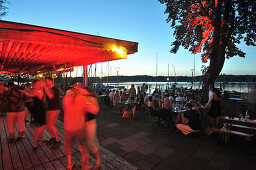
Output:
[159,0,256,91]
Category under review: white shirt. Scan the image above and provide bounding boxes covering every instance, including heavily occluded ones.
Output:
[109,91,114,100]
[175,96,184,102]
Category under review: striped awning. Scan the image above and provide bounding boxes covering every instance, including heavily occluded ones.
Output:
[0,20,138,74]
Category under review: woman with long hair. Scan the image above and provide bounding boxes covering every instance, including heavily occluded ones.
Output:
[204,87,223,127]
[20,79,54,149]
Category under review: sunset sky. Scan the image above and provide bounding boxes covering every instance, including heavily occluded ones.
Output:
[3,0,256,77]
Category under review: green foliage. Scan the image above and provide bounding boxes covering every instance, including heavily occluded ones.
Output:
[159,0,256,62]
[0,0,8,18]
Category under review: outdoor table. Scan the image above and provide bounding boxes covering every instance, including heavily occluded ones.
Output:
[217,116,256,125]
[229,97,243,102]
[214,116,256,143]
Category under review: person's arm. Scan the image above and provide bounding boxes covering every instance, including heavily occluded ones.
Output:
[151,102,156,110]
[182,113,188,124]
[85,96,99,114]
[43,82,54,99]
[19,89,35,97]
[204,95,214,108]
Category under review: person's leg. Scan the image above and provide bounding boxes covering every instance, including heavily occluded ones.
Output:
[64,130,75,169]
[132,106,136,119]
[6,112,16,140]
[78,127,91,169]
[33,125,46,148]
[85,120,101,168]
[17,111,26,138]
[208,116,215,127]
[176,124,193,135]
[216,118,219,127]
[46,111,54,139]
[46,110,60,147]
[174,113,183,126]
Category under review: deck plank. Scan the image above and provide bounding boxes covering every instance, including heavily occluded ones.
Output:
[25,122,69,169]
[15,138,33,169]
[23,124,50,164]
[0,118,13,170]
[0,116,138,170]
[34,164,45,170]
[0,117,3,170]
[13,122,34,169]
[42,161,56,169]
[19,130,41,167]
[3,118,23,169]
[43,131,65,159]
[25,123,57,161]
[51,159,66,170]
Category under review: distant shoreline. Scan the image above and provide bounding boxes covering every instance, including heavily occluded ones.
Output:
[86,75,256,83]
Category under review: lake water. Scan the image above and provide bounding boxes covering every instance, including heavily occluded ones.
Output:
[102,81,256,93]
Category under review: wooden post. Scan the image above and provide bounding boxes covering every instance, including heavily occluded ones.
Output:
[83,65,87,86]
[63,72,66,92]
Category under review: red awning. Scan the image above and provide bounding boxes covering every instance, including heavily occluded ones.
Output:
[0,20,138,74]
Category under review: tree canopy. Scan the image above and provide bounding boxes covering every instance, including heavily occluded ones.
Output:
[0,0,8,18]
[159,0,256,63]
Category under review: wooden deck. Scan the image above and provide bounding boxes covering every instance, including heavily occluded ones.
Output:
[0,116,138,170]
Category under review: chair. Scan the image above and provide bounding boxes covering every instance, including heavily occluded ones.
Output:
[159,109,173,135]
[147,107,160,127]
[116,103,125,115]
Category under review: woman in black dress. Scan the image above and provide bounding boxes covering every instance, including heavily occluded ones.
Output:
[204,88,222,127]
[22,79,47,149]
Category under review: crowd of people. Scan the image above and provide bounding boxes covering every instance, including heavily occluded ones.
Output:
[98,83,224,136]
[0,79,101,170]
[0,78,229,169]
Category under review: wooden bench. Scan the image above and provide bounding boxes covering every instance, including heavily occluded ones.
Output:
[0,116,138,170]
[230,124,256,131]
[212,128,254,138]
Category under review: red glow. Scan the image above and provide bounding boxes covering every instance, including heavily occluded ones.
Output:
[188,0,215,62]
[0,20,138,74]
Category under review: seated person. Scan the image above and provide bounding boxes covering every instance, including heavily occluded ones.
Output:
[189,99,203,120]
[147,96,159,116]
[132,93,145,118]
[120,91,128,103]
[176,103,201,135]
[159,97,172,125]
[113,91,120,108]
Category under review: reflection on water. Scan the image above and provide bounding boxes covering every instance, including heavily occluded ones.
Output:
[103,82,256,93]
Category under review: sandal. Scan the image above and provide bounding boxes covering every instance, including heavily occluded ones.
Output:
[95,159,101,169]
[32,146,38,150]
[51,141,61,149]
[67,162,75,170]
[46,138,56,145]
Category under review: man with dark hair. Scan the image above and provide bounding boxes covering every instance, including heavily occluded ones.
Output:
[44,77,61,148]
[176,102,201,135]
[129,84,136,101]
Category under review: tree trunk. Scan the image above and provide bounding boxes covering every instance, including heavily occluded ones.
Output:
[202,0,226,103]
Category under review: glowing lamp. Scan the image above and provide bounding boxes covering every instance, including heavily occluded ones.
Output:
[112,46,127,59]
[37,74,43,78]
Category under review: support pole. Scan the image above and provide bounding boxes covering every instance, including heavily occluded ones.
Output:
[83,65,87,86]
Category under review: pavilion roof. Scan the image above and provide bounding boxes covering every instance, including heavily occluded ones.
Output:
[0,20,138,74]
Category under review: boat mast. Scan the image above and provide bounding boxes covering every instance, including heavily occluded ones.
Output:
[172,64,177,84]
[168,63,170,89]
[156,52,158,89]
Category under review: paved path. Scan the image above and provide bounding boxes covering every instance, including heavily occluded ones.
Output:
[97,118,256,170]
